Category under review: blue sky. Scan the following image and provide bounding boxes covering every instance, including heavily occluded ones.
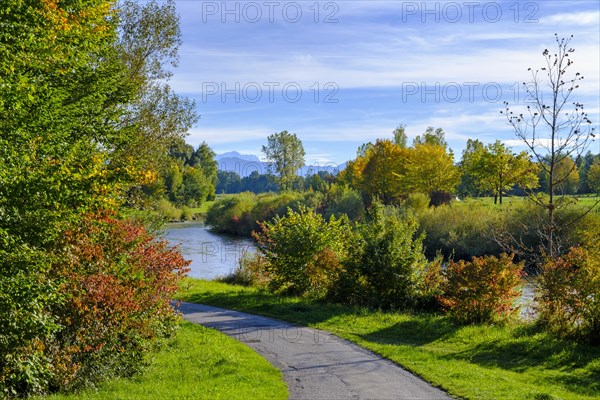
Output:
[171,0,600,165]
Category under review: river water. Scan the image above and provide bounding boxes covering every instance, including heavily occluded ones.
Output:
[162,223,256,280]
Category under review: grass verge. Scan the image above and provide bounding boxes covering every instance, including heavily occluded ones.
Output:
[43,321,287,400]
[177,278,600,400]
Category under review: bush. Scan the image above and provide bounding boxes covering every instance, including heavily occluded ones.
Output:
[155,198,182,221]
[323,184,365,221]
[418,202,502,260]
[401,193,430,215]
[439,253,524,324]
[206,191,326,236]
[0,213,190,397]
[336,202,427,309]
[429,190,452,207]
[537,234,600,344]
[50,213,190,391]
[219,253,270,287]
[496,200,600,267]
[205,192,257,235]
[180,206,195,221]
[253,206,351,297]
[0,232,58,398]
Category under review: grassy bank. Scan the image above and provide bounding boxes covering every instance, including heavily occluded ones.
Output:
[177,279,600,400]
[43,321,287,400]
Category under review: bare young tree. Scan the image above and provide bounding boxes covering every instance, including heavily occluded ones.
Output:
[501,34,597,258]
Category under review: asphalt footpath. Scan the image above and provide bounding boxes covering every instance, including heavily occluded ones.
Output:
[177,302,453,400]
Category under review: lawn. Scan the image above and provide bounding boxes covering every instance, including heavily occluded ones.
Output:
[42,321,287,400]
[177,278,600,400]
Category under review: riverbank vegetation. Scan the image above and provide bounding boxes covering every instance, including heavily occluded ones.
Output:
[177,279,600,400]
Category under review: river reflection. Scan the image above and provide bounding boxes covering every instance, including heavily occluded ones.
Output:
[162,223,256,280]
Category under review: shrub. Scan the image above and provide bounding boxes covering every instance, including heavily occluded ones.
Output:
[180,206,195,221]
[496,200,600,267]
[401,193,430,215]
[429,190,452,207]
[0,232,59,398]
[253,206,351,297]
[50,213,190,391]
[338,202,427,309]
[155,198,182,221]
[418,202,503,260]
[205,192,257,235]
[323,184,365,221]
[206,191,327,236]
[439,253,524,324]
[219,253,270,287]
[537,234,600,344]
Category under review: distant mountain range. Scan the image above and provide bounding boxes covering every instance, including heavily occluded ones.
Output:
[215,151,347,178]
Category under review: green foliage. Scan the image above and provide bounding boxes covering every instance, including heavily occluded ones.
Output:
[0,0,194,396]
[155,198,183,221]
[262,131,306,190]
[0,232,58,398]
[461,140,538,204]
[253,206,352,297]
[588,162,600,194]
[401,193,430,214]
[158,141,218,207]
[322,184,365,221]
[537,234,600,344]
[337,202,427,308]
[439,254,524,324]
[418,202,503,260]
[50,214,190,391]
[205,191,325,236]
[218,253,271,288]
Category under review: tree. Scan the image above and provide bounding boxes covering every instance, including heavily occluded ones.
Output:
[587,162,600,194]
[393,124,408,148]
[547,156,580,195]
[189,142,218,198]
[463,140,539,204]
[413,127,448,148]
[262,131,305,190]
[458,139,485,198]
[0,0,191,394]
[400,142,460,198]
[357,139,409,204]
[502,34,597,257]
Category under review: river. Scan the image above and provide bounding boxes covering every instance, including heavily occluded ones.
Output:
[162,222,256,280]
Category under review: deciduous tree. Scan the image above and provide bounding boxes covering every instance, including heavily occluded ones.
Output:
[463,140,539,204]
[502,34,597,257]
[262,131,305,190]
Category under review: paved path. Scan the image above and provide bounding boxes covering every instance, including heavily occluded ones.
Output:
[177,302,452,400]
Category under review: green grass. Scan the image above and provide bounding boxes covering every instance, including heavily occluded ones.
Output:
[177,278,600,400]
[43,321,287,400]
[189,200,215,215]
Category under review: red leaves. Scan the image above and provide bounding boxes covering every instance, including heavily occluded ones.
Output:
[51,211,190,388]
[438,254,524,324]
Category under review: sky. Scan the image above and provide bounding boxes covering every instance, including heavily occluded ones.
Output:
[170,0,600,166]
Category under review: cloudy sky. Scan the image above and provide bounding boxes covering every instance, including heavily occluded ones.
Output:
[171,0,600,165]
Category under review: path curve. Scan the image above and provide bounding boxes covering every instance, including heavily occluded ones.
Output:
[177,302,452,400]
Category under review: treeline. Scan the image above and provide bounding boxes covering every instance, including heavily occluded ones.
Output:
[212,127,600,207]
[1,1,192,397]
[216,170,337,194]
